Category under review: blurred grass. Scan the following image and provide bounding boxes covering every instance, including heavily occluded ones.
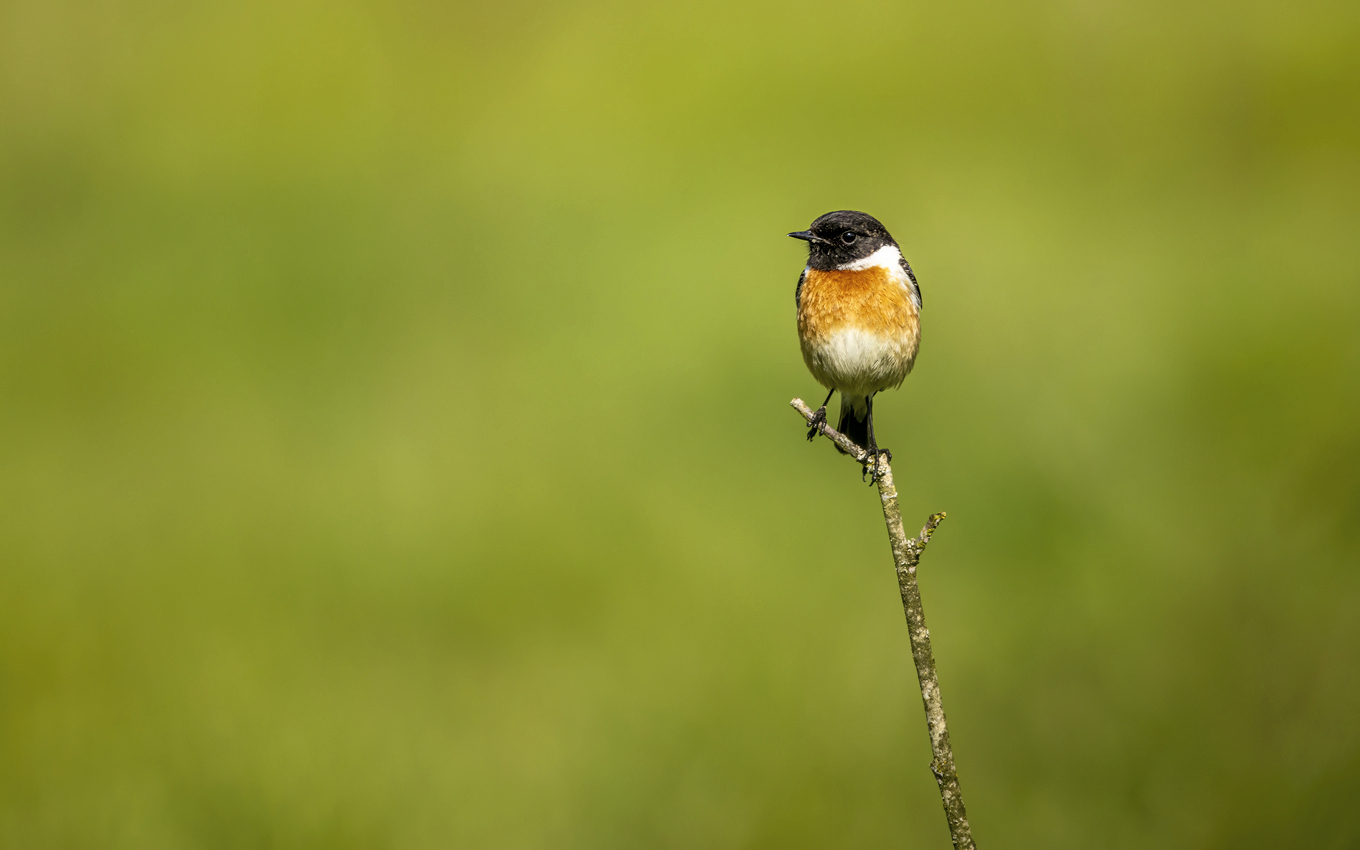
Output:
[2,0,1359,847]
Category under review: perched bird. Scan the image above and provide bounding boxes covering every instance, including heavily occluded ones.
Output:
[789,210,921,481]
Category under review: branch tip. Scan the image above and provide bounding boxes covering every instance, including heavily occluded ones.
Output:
[789,397,869,462]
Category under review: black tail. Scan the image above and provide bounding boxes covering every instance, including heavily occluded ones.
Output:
[836,398,870,455]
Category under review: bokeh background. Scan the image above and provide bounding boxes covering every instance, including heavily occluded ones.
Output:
[3,0,1359,847]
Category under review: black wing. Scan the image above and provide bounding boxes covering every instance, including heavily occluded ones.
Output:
[795,268,807,310]
[900,255,921,310]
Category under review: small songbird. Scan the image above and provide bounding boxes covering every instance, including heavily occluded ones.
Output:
[789,210,921,481]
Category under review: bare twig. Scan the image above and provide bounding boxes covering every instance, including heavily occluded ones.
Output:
[790,398,977,850]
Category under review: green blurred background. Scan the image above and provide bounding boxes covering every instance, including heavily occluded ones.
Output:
[2,0,1358,846]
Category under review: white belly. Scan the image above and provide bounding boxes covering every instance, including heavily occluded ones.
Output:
[802,327,914,398]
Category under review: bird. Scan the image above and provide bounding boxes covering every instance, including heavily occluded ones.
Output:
[789,210,921,482]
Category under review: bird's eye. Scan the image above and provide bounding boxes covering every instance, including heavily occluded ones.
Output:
[841,231,857,245]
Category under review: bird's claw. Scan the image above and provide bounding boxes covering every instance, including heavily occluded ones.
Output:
[861,448,891,485]
[806,406,828,442]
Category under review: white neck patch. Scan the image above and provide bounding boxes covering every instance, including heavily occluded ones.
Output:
[836,243,903,272]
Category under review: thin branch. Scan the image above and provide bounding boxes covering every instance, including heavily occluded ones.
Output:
[790,398,977,850]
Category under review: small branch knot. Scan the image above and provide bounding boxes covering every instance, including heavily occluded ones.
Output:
[930,759,947,784]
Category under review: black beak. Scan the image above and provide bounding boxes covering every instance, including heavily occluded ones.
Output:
[788,230,828,244]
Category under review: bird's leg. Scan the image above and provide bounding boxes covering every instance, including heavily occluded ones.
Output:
[806,387,835,441]
[863,394,891,484]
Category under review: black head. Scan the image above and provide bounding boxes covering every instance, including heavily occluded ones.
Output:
[788,210,898,270]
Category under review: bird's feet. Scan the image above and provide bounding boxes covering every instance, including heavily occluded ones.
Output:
[861,447,892,485]
[806,405,828,442]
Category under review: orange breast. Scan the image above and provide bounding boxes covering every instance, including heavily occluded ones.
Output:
[798,267,919,343]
